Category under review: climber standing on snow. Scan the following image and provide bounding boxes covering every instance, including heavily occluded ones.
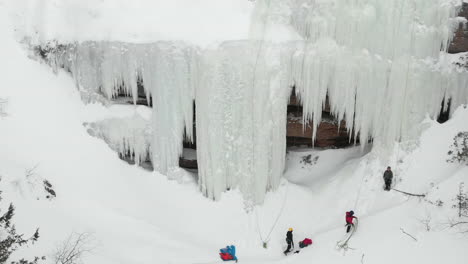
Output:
[283,228,294,255]
[345,211,357,233]
[383,166,393,191]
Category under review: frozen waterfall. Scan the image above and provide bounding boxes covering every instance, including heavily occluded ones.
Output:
[43,0,468,204]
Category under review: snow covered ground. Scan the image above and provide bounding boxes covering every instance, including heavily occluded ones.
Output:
[1,1,468,264]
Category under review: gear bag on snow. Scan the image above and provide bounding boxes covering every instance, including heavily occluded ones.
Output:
[299,238,313,248]
[219,245,237,262]
[220,253,233,261]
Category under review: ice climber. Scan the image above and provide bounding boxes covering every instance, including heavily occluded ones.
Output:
[283,228,294,255]
[345,211,357,233]
[383,166,393,191]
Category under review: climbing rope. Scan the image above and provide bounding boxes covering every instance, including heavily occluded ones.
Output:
[255,183,289,248]
[248,0,271,191]
[391,188,425,197]
[394,0,417,189]
[249,0,288,249]
[352,170,366,210]
[250,0,271,168]
[393,143,401,188]
[336,218,359,251]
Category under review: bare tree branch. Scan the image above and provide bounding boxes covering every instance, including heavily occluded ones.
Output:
[53,232,95,264]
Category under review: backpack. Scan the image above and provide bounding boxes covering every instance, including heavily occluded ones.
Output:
[220,252,233,260]
[299,238,313,248]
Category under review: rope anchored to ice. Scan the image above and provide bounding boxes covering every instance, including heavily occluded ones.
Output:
[336,218,358,251]
[391,188,425,197]
[255,183,289,248]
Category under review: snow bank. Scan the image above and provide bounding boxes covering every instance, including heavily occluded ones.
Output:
[7,0,254,47]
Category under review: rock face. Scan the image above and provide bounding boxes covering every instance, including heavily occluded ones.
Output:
[287,91,354,148]
[287,119,352,148]
[449,3,468,53]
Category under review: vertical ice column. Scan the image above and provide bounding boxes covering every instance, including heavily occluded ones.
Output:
[57,42,140,101]
[142,43,198,174]
[196,41,291,203]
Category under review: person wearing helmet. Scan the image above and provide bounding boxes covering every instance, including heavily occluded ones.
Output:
[283,228,294,255]
[345,211,357,233]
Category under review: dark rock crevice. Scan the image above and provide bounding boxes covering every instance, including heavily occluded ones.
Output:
[449,3,468,53]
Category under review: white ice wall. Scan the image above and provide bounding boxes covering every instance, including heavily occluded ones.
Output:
[43,0,468,204]
[196,41,291,203]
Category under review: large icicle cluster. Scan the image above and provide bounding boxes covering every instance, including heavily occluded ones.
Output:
[52,42,198,175]
[43,0,468,204]
[49,40,294,203]
[284,0,468,143]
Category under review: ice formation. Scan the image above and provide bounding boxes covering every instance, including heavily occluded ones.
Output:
[51,42,198,174]
[44,0,468,203]
[84,115,152,164]
[196,42,291,201]
[285,0,468,144]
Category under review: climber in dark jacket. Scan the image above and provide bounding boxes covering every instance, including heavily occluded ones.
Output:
[283,228,294,255]
[383,166,393,191]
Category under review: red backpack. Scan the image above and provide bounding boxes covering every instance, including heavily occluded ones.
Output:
[303,238,312,245]
[220,253,233,260]
[299,238,313,248]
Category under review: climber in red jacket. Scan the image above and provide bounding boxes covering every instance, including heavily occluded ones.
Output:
[345,210,357,233]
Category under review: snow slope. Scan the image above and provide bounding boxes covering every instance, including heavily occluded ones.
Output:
[1,2,468,264]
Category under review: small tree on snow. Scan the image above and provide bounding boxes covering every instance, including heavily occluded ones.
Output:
[453,182,468,218]
[449,182,468,232]
[53,232,95,264]
[0,189,43,264]
[447,132,468,165]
